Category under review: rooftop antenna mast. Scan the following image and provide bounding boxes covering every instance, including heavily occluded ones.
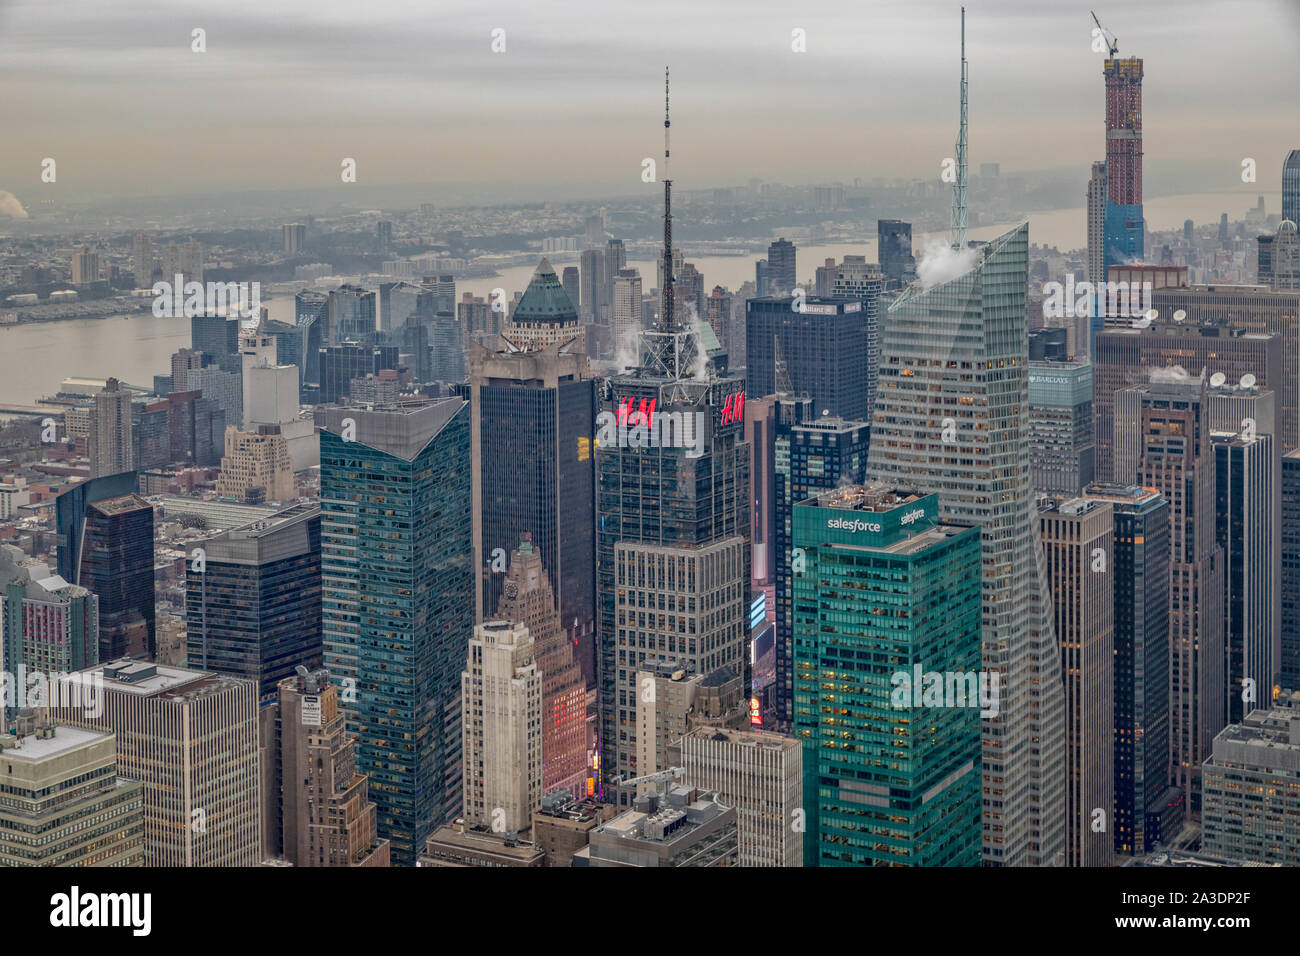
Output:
[660,66,675,332]
[950,7,968,250]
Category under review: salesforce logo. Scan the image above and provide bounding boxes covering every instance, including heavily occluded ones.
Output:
[899,508,927,526]
[827,517,882,533]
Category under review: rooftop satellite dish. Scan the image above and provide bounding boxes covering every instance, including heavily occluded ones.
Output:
[1146,308,1159,322]
[1132,316,1153,329]
[1174,309,1187,322]
[1210,372,1227,388]
[1241,373,1257,389]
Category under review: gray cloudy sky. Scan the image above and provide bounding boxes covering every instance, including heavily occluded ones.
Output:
[1,0,1298,200]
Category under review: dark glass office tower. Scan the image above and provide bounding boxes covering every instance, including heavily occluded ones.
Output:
[56,472,138,585]
[190,314,240,369]
[315,399,472,866]
[328,286,377,345]
[1284,149,1300,228]
[261,319,303,387]
[467,343,597,684]
[319,344,399,404]
[76,494,155,659]
[1213,429,1278,725]
[1283,451,1300,688]
[877,219,915,289]
[596,322,750,802]
[745,296,868,421]
[1084,484,1178,855]
[771,405,869,730]
[186,503,322,701]
[766,238,796,296]
[296,290,329,393]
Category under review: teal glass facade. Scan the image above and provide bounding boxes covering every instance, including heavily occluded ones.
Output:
[318,400,472,866]
[793,490,982,866]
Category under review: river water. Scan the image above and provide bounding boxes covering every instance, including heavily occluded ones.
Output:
[0,191,1270,406]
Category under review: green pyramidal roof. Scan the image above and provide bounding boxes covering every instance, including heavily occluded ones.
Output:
[513,257,578,324]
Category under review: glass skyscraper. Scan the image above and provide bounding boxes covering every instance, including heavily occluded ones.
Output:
[596,321,750,802]
[792,488,982,867]
[1084,484,1178,856]
[771,404,869,730]
[1284,148,1300,228]
[185,502,322,701]
[468,344,597,684]
[316,399,472,866]
[866,222,1066,866]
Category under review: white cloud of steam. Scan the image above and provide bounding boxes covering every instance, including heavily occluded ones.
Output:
[1148,364,1195,384]
[0,191,29,219]
[915,238,978,292]
[684,303,710,382]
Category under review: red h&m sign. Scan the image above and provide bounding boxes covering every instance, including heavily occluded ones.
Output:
[720,390,745,426]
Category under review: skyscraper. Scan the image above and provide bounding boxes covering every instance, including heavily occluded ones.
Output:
[1212,423,1279,725]
[877,220,914,289]
[1027,360,1095,495]
[745,296,868,422]
[766,238,796,296]
[1282,450,1300,688]
[831,256,883,421]
[275,667,390,866]
[0,717,144,867]
[771,409,869,730]
[0,545,98,677]
[1284,148,1300,228]
[494,539,588,798]
[131,231,154,288]
[461,620,543,833]
[1087,161,1107,286]
[680,727,802,867]
[793,488,983,867]
[78,495,154,660]
[328,285,377,345]
[1038,496,1114,868]
[190,315,241,372]
[1103,56,1145,268]
[54,660,262,867]
[90,379,135,478]
[1084,483,1178,856]
[866,222,1066,866]
[1151,285,1300,451]
[597,71,750,801]
[1094,320,1280,482]
[316,399,472,865]
[467,342,597,683]
[505,258,584,352]
[580,248,605,324]
[186,503,322,700]
[1114,378,1225,811]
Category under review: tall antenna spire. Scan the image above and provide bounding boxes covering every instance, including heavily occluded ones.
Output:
[661,66,675,331]
[951,6,968,250]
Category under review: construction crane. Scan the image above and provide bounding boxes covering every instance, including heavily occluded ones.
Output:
[1090,10,1119,56]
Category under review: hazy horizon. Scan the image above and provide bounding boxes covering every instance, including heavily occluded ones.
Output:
[3,0,1298,206]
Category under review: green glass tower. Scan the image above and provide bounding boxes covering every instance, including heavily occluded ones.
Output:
[793,488,982,866]
[316,399,472,866]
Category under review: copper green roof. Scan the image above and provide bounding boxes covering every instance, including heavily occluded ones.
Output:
[513,257,578,325]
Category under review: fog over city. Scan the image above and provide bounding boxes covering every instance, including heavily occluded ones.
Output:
[2,0,1298,202]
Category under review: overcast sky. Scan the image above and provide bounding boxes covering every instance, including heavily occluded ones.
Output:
[1,0,1298,201]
